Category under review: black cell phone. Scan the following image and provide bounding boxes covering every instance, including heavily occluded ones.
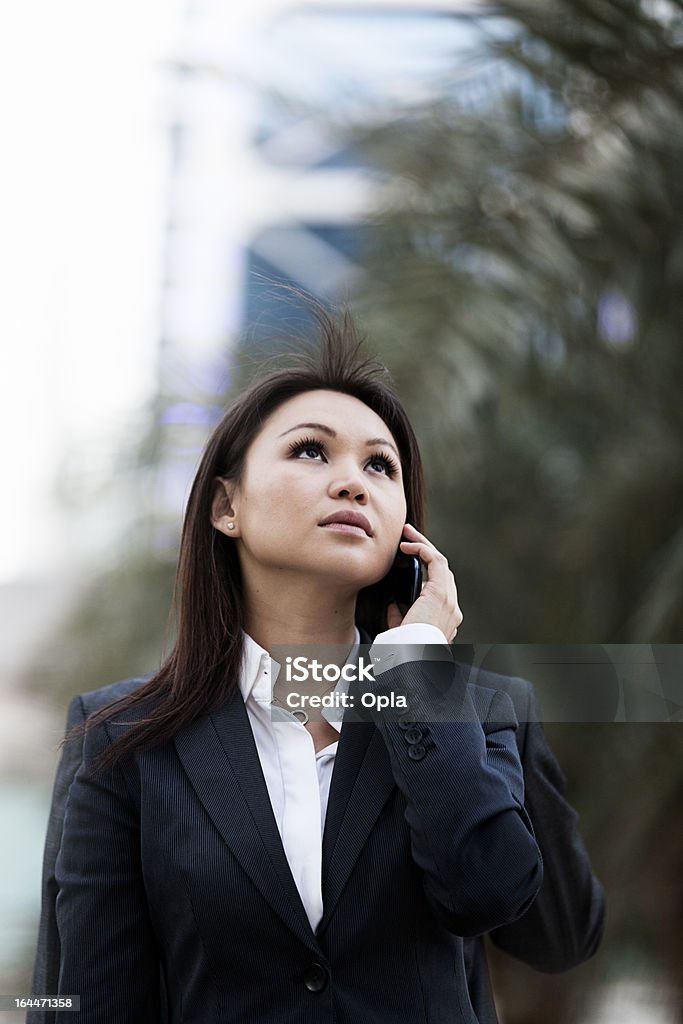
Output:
[381,549,422,614]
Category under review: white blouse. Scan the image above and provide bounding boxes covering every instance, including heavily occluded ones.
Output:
[238,621,449,933]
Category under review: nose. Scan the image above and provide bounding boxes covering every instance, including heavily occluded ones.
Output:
[328,461,368,502]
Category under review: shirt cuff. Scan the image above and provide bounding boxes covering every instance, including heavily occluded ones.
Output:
[370,623,452,677]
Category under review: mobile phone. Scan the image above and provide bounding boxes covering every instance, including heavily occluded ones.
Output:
[381,549,422,614]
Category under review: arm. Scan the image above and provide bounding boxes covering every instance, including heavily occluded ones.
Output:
[369,630,544,937]
[487,681,606,971]
[53,706,162,1022]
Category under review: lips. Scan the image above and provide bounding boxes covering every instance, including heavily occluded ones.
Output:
[319,511,373,536]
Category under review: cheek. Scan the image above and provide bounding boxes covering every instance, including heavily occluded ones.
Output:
[241,476,308,543]
[390,491,408,530]
[242,469,290,510]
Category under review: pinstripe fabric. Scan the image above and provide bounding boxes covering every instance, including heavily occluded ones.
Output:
[28,631,604,1024]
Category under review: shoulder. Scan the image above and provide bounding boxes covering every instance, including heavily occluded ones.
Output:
[63,675,168,784]
[455,661,535,718]
[453,662,538,755]
[67,673,159,724]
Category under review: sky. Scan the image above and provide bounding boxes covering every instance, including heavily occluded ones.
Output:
[0,0,181,583]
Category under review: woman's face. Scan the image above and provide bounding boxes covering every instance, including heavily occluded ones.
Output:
[214,389,408,595]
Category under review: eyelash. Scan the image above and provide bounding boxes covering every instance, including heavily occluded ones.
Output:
[287,436,399,478]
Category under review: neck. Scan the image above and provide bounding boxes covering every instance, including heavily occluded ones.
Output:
[241,574,359,652]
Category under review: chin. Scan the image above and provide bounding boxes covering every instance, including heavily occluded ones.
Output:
[316,557,383,589]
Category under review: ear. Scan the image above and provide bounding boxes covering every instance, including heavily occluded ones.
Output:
[211,476,240,537]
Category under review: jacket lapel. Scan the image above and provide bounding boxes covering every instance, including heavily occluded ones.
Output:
[316,625,397,935]
[174,693,320,951]
[173,625,397,946]
[317,716,394,937]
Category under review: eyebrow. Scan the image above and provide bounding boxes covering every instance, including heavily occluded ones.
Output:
[278,422,400,459]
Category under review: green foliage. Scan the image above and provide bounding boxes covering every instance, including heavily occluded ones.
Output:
[351,0,683,645]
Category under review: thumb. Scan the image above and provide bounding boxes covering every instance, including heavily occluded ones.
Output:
[386,601,403,630]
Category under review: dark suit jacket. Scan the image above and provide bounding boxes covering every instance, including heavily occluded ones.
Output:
[28,637,604,1023]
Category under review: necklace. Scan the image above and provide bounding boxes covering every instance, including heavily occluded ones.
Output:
[271,696,308,724]
[271,680,338,726]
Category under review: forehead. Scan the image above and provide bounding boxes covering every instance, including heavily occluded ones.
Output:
[262,390,397,442]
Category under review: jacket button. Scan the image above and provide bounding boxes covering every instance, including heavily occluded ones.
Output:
[303,962,329,992]
[404,727,423,744]
[407,744,426,760]
[397,718,415,730]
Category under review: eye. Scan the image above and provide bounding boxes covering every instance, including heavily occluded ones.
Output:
[367,452,399,477]
[287,437,326,460]
[287,437,399,478]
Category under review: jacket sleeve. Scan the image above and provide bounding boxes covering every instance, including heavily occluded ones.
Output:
[28,697,87,1024]
[51,708,163,1022]
[487,681,606,971]
[367,640,544,937]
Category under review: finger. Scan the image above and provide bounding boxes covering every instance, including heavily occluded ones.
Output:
[402,523,437,548]
[401,527,447,569]
[400,540,460,612]
[399,539,448,572]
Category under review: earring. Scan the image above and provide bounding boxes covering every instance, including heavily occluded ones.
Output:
[227,523,235,530]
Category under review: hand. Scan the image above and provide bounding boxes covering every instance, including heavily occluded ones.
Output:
[386,523,463,641]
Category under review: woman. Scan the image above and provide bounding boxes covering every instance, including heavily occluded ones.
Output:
[30,308,603,1022]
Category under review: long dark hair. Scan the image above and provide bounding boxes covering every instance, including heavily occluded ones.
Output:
[68,303,426,775]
